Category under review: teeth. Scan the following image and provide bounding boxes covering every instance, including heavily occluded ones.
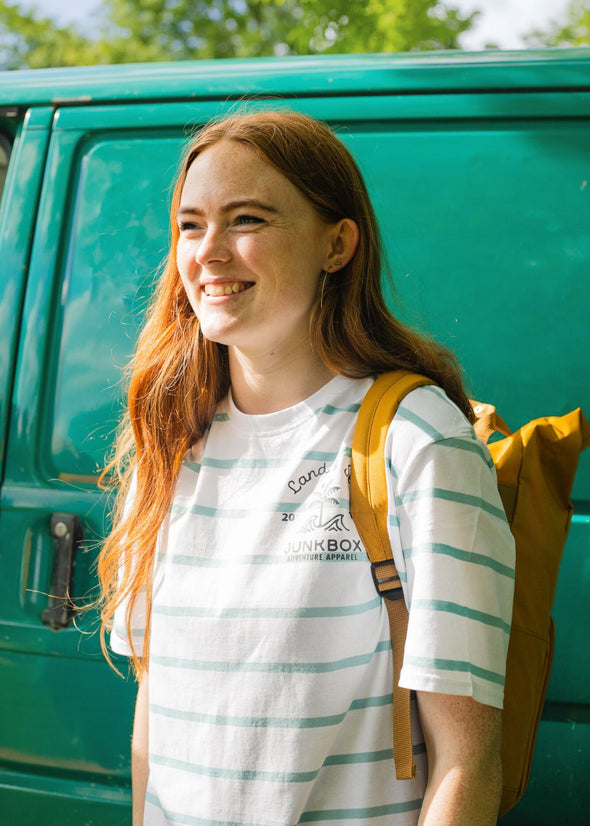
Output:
[204,282,250,296]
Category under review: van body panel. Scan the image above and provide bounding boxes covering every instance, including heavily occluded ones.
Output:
[0,765,130,825]
[0,52,588,825]
[1,50,590,106]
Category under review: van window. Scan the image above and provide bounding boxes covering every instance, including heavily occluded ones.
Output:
[0,133,10,203]
[50,133,182,481]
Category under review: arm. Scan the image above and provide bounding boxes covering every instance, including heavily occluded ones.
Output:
[417,691,502,826]
[132,672,149,826]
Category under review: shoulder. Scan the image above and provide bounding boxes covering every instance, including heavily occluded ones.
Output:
[390,383,475,444]
[385,384,493,476]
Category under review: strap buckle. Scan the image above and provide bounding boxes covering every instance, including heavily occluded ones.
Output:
[371,559,405,602]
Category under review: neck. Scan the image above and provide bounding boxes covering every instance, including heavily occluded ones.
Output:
[228,346,336,415]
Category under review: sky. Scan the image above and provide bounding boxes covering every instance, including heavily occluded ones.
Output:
[22,0,573,50]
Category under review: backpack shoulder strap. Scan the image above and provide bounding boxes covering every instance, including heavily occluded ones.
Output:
[350,370,434,781]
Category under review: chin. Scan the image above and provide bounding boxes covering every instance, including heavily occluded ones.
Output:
[198,323,239,347]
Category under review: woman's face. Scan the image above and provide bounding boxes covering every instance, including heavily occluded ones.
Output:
[176,139,341,364]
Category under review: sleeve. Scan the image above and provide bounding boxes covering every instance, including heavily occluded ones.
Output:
[385,385,516,709]
[109,475,149,659]
[110,585,148,658]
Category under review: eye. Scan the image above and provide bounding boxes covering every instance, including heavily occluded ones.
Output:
[178,220,203,233]
[235,214,264,227]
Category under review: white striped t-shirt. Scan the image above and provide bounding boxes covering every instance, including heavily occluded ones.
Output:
[111,374,515,826]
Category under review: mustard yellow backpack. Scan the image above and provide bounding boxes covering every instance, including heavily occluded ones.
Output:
[350,371,590,817]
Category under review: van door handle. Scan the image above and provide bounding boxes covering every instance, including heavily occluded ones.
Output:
[42,512,83,630]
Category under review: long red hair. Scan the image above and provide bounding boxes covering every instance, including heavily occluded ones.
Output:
[97,110,472,675]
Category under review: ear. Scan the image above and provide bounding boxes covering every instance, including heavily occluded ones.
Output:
[324,219,360,273]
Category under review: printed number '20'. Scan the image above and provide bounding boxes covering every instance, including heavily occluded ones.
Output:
[282,513,295,522]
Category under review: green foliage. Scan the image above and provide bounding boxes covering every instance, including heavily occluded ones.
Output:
[325,0,477,53]
[97,0,303,60]
[0,0,477,70]
[0,1,101,68]
[525,0,590,47]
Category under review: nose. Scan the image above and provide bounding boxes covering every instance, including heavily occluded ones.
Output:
[194,224,232,266]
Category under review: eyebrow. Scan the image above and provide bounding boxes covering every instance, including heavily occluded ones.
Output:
[176,199,279,217]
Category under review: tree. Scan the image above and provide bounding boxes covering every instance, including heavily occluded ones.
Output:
[95,0,303,61]
[98,0,477,58]
[524,0,590,47]
[0,1,102,69]
[0,0,478,70]
[301,0,477,54]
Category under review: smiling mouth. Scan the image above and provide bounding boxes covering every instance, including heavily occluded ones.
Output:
[203,282,253,297]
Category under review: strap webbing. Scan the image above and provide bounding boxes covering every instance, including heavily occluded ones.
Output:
[350,371,434,781]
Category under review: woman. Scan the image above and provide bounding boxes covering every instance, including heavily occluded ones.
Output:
[99,110,515,826]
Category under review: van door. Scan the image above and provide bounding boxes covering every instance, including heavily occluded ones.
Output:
[0,101,218,824]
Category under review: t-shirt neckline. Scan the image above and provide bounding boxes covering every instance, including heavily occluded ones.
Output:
[225,374,356,436]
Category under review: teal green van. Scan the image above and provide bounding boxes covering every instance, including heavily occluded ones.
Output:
[0,50,589,825]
